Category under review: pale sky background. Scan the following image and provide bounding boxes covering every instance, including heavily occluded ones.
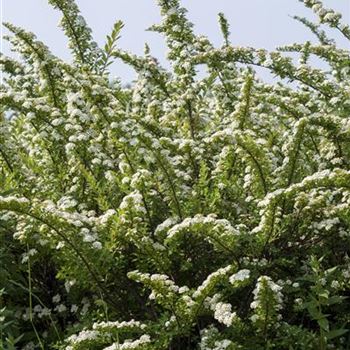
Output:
[1,0,349,83]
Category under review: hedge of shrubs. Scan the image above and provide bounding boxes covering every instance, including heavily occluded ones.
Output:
[1,0,350,349]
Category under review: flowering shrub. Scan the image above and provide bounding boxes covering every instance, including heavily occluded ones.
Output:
[1,0,350,349]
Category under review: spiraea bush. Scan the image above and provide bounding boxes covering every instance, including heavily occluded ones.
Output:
[1,0,350,348]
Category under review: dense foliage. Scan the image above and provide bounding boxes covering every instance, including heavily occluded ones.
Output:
[1,0,350,348]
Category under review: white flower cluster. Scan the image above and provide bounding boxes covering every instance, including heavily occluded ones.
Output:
[66,320,148,349]
[303,0,342,27]
[192,265,232,299]
[212,302,236,327]
[92,319,147,331]
[21,248,37,263]
[119,191,146,217]
[199,326,234,350]
[229,269,250,285]
[253,168,350,235]
[103,334,151,350]
[128,270,180,302]
[166,214,238,251]
[67,329,99,345]
[312,217,340,231]
[154,217,179,235]
[32,304,51,318]
[167,214,236,238]
[96,209,117,226]
[0,195,29,204]
[57,196,78,209]
[250,276,283,323]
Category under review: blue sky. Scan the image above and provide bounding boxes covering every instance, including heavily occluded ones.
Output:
[2,0,349,82]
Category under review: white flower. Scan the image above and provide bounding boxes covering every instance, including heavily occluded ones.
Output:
[179,286,190,294]
[68,330,99,344]
[38,307,51,318]
[65,143,75,153]
[250,314,259,323]
[52,294,61,303]
[213,302,236,327]
[55,304,67,313]
[71,304,78,313]
[83,234,95,243]
[295,298,303,306]
[103,334,151,350]
[105,171,115,182]
[33,305,42,313]
[229,269,250,284]
[167,7,177,16]
[92,241,102,250]
[331,280,340,289]
[65,279,76,293]
[56,241,65,250]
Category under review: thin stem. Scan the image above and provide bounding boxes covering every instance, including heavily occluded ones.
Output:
[27,244,45,350]
[9,279,61,341]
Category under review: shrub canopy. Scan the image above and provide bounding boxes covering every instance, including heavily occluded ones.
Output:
[1,0,350,349]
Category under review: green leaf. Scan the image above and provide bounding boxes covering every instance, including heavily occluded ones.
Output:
[325,328,348,340]
[327,295,347,305]
[307,306,321,320]
[318,317,329,331]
